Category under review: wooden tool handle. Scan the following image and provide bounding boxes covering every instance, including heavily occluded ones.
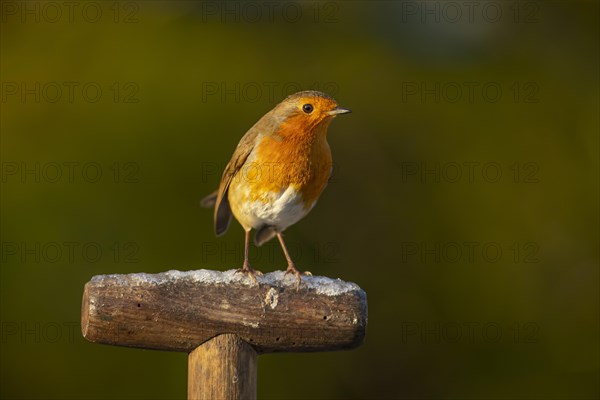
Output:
[188,334,257,400]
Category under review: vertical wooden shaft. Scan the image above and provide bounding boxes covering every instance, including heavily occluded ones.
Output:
[188,334,257,400]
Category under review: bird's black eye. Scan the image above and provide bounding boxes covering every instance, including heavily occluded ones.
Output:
[302,104,313,114]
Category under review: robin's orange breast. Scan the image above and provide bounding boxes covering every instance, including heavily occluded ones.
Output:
[228,119,333,231]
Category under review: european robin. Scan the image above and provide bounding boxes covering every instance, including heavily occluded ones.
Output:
[201,90,351,286]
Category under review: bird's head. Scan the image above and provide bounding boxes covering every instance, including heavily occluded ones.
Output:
[271,91,351,138]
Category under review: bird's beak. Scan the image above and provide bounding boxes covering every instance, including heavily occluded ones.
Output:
[328,107,352,116]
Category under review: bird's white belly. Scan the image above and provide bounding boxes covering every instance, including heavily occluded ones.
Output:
[234,186,311,231]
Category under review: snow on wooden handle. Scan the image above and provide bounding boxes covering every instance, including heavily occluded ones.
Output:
[81,269,367,353]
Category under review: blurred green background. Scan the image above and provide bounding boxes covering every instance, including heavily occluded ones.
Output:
[1,1,598,399]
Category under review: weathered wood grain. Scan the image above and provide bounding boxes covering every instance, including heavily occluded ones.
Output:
[188,334,257,400]
[81,269,367,353]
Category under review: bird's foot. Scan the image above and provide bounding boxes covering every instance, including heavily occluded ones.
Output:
[284,264,311,290]
[236,262,263,285]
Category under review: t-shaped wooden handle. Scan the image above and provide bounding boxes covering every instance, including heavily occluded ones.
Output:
[81,269,367,399]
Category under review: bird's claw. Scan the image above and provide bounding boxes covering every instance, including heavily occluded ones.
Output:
[284,265,311,290]
[236,263,263,285]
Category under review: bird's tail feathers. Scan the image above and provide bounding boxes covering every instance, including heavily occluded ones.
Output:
[255,226,277,246]
[200,190,218,208]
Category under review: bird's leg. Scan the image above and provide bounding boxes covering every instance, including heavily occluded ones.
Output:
[278,232,311,289]
[236,229,262,284]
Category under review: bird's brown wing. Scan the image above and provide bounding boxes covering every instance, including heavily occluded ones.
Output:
[213,125,263,236]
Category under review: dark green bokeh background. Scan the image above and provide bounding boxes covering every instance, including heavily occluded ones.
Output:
[1,1,598,399]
